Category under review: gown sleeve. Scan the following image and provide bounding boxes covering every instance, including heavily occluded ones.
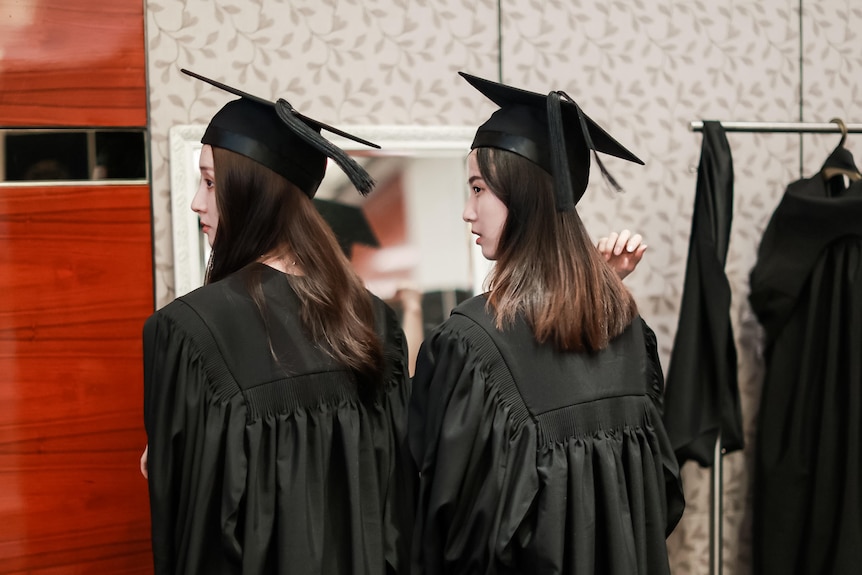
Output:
[143,310,185,574]
[375,302,417,574]
[641,319,686,536]
[408,319,539,575]
[641,320,665,414]
[143,305,247,574]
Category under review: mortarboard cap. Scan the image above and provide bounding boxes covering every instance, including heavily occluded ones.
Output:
[182,68,379,198]
[459,71,644,210]
[313,198,379,258]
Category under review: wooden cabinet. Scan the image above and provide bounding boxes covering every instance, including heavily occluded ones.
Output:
[0,1,153,572]
[0,0,146,127]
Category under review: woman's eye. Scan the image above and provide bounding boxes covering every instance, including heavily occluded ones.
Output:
[472,186,482,194]
[205,180,215,189]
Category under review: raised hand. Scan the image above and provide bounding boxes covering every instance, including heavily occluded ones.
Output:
[597,229,647,280]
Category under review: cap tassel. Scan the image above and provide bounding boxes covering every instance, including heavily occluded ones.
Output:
[547,92,576,211]
[274,99,376,196]
[559,91,625,197]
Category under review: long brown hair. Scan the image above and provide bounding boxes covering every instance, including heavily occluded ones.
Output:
[475,147,637,353]
[208,146,383,387]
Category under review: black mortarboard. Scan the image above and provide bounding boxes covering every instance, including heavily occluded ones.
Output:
[460,72,644,210]
[313,198,379,258]
[182,68,380,198]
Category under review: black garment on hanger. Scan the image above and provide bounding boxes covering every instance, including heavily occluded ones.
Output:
[662,120,744,467]
[750,170,862,575]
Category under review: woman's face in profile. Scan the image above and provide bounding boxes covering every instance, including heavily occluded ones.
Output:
[463,150,508,261]
[191,144,219,247]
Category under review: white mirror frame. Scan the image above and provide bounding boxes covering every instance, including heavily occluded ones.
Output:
[169,124,206,297]
[169,124,478,299]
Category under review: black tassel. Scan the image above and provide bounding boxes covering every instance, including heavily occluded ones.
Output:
[558,91,625,196]
[274,99,376,196]
[547,92,576,211]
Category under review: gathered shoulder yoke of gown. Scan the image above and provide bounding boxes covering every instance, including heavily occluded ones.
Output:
[144,263,413,575]
[408,295,684,575]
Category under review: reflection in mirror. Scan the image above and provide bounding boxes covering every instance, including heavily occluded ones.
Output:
[169,125,489,332]
[0,129,147,182]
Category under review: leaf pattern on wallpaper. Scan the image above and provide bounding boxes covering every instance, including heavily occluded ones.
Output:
[145,0,499,305]
[144,4,860,571]
[800,2,861,182]
[500,2,855,575]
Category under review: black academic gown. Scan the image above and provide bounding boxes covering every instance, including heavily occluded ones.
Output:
[663,120,744,467]
[408,296,684,575]
[750,175,862,575]
[143,263,414,575]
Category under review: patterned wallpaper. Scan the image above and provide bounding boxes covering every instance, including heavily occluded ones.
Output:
[146,0,500,305]
[498,3,799,573]
[145,1,861,573]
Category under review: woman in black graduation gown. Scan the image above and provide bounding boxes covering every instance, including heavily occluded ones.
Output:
[142,71,413,575]
[408,73,684,575]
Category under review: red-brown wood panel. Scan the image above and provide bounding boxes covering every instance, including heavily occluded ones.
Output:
[0,0,146,127]
[0,184,153,573]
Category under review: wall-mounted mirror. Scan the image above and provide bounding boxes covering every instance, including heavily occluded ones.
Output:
[169,124,489,327]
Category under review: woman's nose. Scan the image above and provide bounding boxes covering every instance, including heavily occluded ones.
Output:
[462,197,476,222]
[190,183,206,213]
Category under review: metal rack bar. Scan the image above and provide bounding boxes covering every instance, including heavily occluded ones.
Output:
[690,121,862,133]
[689,117,860,575]
[712,436,723,575]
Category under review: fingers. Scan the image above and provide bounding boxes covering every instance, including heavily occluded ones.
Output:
[616,230,646,255]
[597,236,611,259]
[597,231,623,259]
[604,231,619,255]
[626,243,648,271]
[598,230,648,280]
[613,230,630,255]
[599,230,644,256]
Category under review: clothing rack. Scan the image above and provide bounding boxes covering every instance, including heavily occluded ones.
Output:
[690,120,862,133]
[688,118,859,575]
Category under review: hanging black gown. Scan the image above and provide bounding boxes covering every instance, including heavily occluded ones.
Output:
[408,296,684,575]
[143,263,414,575]
[750,171,862,575]
[663,120,745,466]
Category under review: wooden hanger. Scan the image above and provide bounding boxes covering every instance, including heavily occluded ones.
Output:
[821,118,862,182]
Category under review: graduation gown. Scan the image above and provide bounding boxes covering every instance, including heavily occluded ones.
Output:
[143,263,414,575]
[408,296,684,575]
[663,120,744,467]
[750,174,862,575]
